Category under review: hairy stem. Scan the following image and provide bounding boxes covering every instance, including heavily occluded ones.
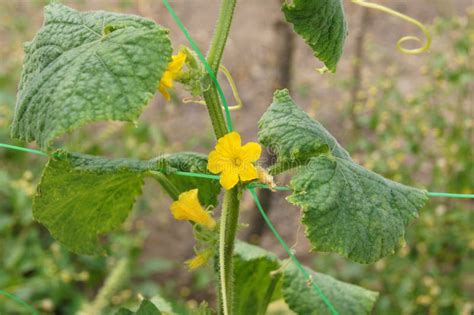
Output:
[201,1,238,314]
[219,186,241,315]
[202,82,228,139]
[207,0,236,74]
[203,0,236,140]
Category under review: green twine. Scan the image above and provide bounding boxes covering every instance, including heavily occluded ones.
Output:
[1,142,474,199]
[0,290,38,315]
[248,187,340,315]
[162,0,234,132]
[174,170,220,180]
[427,191,474,199]
[0,143,48,157]
[246,182,292,191]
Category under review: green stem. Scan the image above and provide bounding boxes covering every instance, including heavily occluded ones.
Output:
[218,186,241,315]
[259,273,282,315]
[203,0,236,140]
[202,83,228,139]
[151,172,181,200]
[207,0,236,74]
[201,1,238,314]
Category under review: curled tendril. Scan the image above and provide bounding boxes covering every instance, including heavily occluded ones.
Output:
[352,0,431,55]
[182,65,243,111]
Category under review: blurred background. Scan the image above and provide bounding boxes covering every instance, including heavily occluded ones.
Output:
[0,0,472,314]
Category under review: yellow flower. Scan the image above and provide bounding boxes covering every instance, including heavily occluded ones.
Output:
[185,249,213,270]
[208,131,261,190]
[170,189,216,229]
[159,51,186,101]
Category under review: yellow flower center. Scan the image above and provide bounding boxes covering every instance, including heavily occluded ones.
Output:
[233,157,242,167]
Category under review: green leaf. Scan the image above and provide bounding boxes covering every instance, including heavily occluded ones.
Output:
[34,150,220,255]
[233,242,378,314]
[289,155,428,263]
[282,263,378,315]
[116,299,162,315]
[233,241,281,315]
[258,89,350,174]
[282,0,347,72]
[11,3,172,149]
[148,295,174,314]
[34,151,149,255]
[258,89,428,263]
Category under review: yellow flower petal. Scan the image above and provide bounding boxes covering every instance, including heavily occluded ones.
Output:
[168,52,186,72]
[185,249,212,270]
[170,189,216,229]
[208,150,226,174]
[220,171,239,190]
[158,51,186,101]
[215,131,241,157]
[158,85,171,101]
[160,71,174,89]
[238,163,258,182]
[241,142,262,162]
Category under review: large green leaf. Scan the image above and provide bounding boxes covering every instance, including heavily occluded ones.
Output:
[34,150,220,255]
[282,263,378,315]
[233,241,281,315]
[258,89,350,174]
[289,155,428,263]
[233,242,378,314]
[258,90,428,263]
[282,0,347,72]
[11,3,172,149]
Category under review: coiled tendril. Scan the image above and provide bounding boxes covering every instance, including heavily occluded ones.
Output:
[352,0,431,54]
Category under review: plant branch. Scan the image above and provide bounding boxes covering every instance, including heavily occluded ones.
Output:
[202,0,236,140]
[201,1,238,314]
[207,0,236,74]
[218,186,241,315]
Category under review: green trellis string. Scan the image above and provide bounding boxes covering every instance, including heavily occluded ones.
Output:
[0,289,39,315]
[2,143,473,200]
[161,0,234,132]
[248,187,339,315]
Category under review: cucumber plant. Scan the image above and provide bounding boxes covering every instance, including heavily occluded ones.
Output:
[10,1,431,314]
